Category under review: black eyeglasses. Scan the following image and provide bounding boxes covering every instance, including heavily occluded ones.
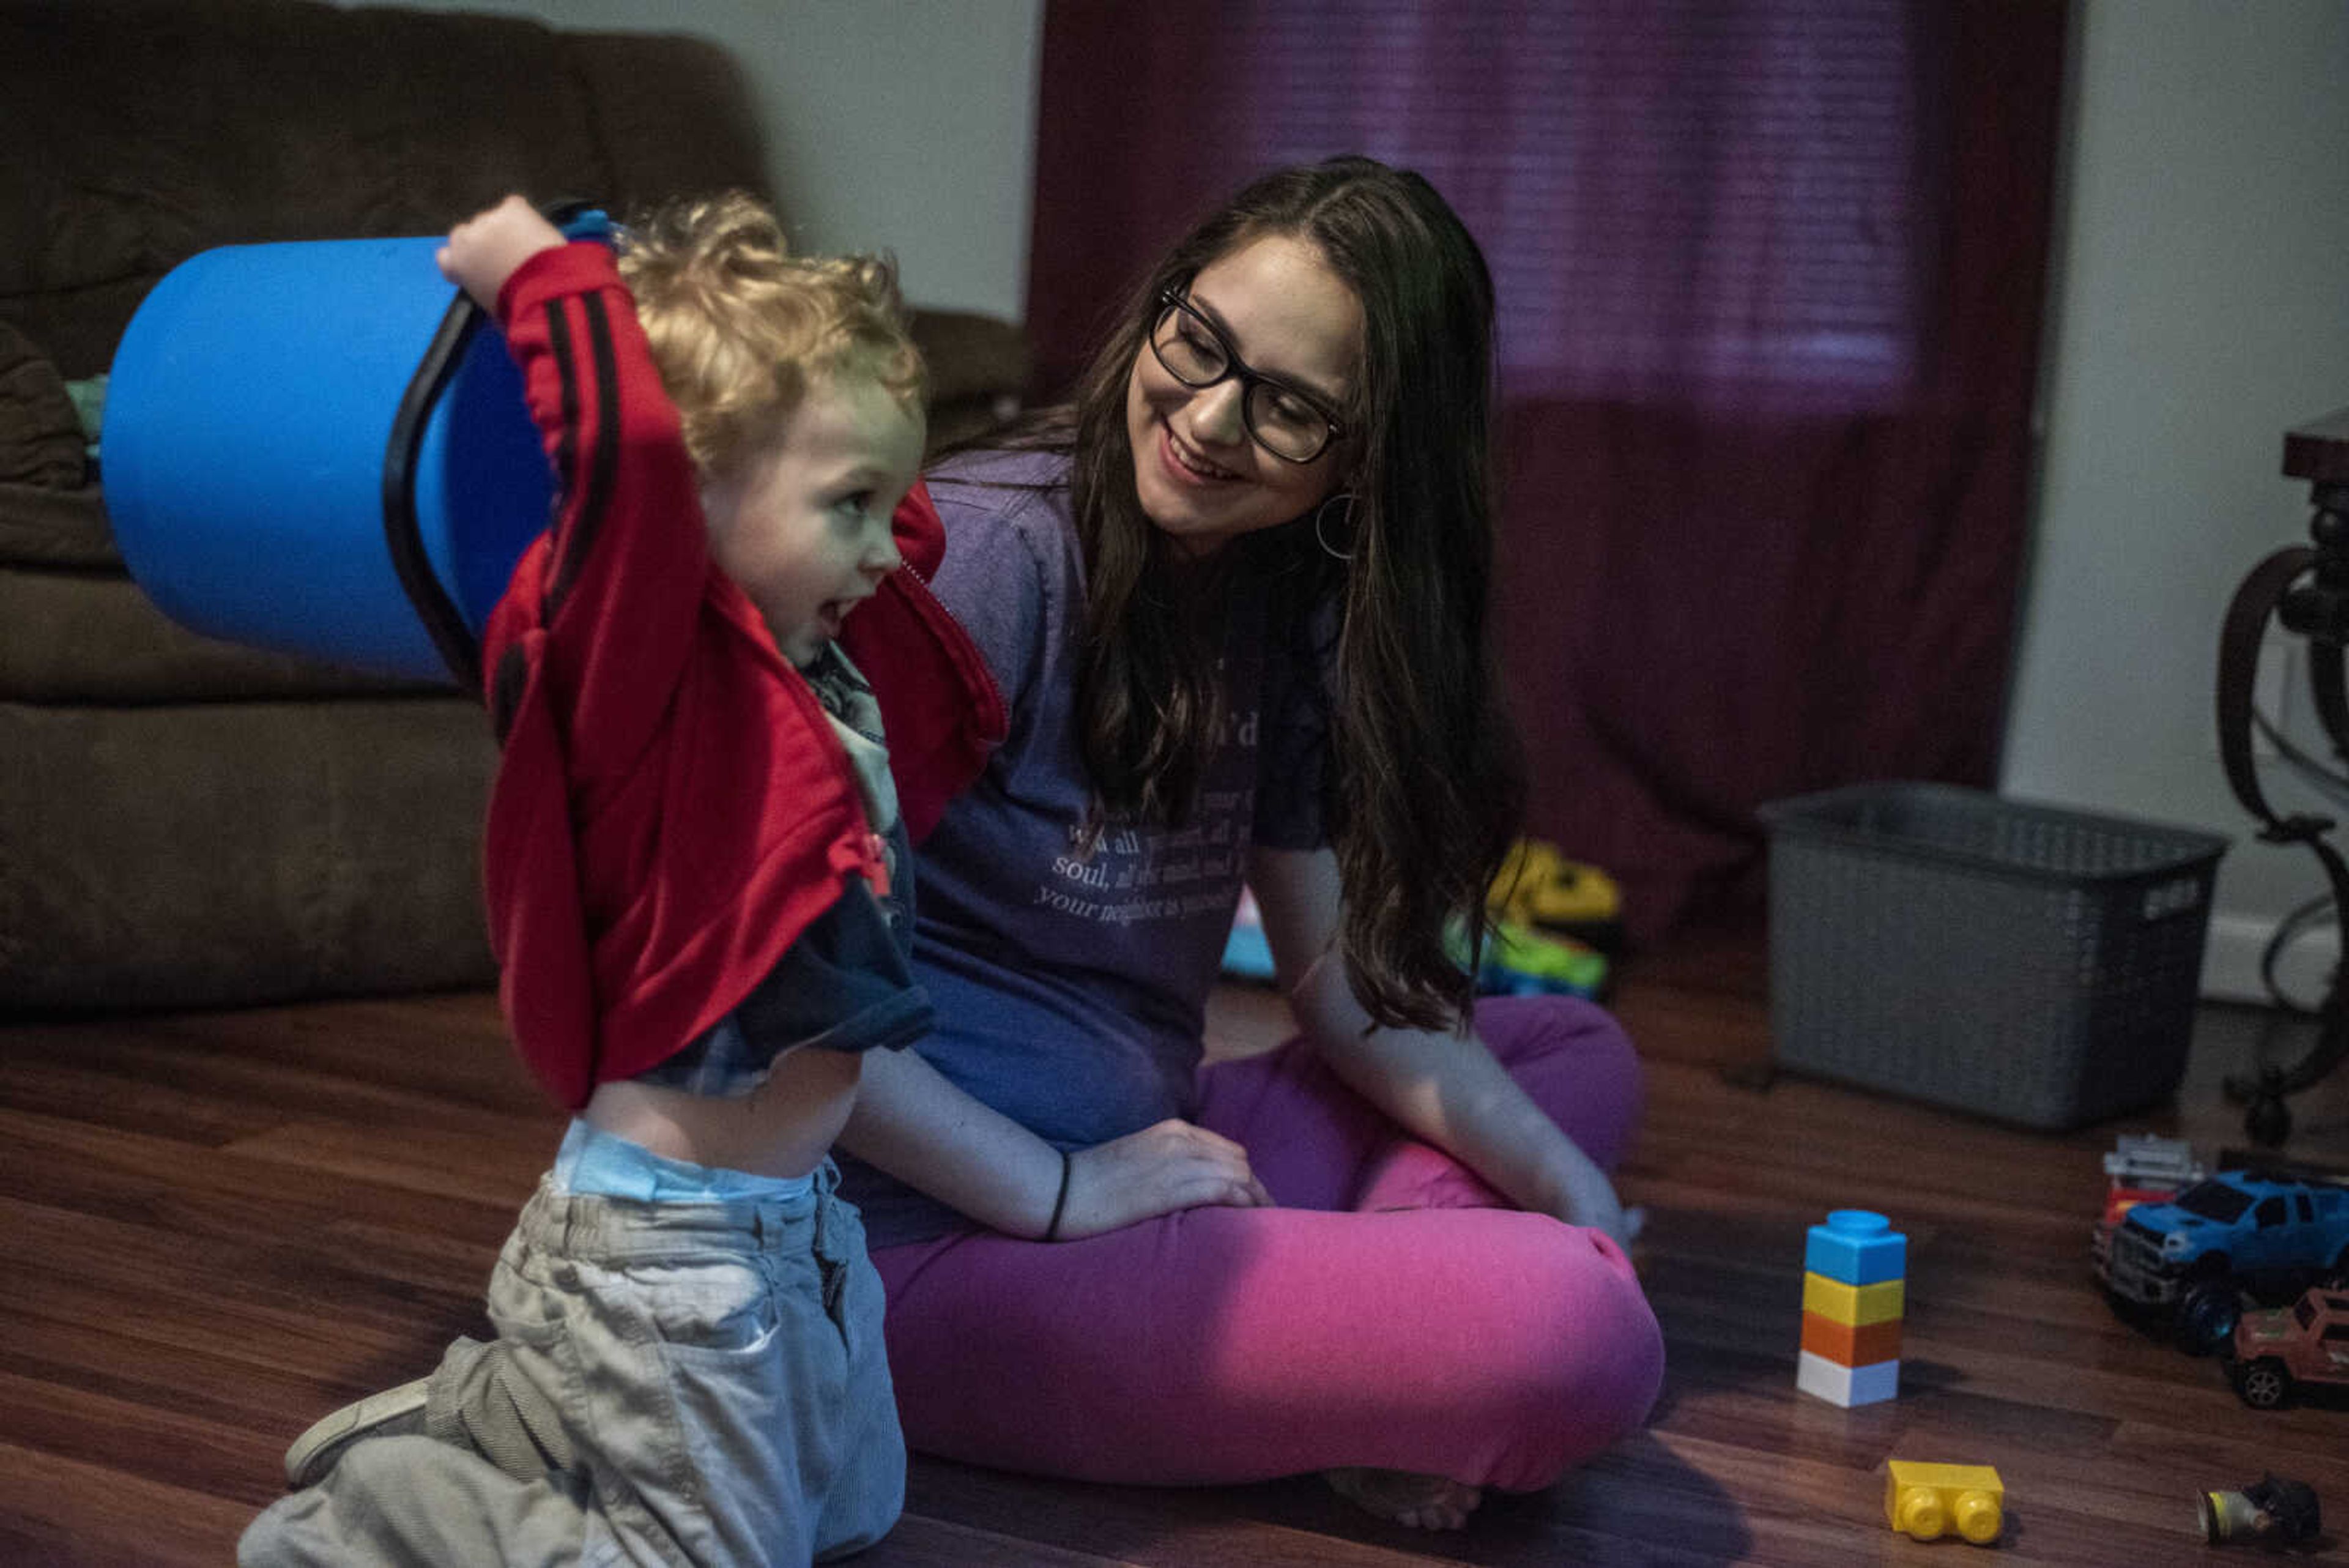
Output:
[1147,290,1346,464]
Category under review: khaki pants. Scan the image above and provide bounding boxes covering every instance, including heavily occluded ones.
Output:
[241,1165,902,1567]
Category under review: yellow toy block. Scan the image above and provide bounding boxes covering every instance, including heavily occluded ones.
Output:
[1885,1461,2004,1545]
[1803,1272,1904,1326]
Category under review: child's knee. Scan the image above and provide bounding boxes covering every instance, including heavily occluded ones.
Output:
[813,1312,907,1559]
[811,1432,905,1561]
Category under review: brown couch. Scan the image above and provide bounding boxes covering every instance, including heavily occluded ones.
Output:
[0,0,1028,1011]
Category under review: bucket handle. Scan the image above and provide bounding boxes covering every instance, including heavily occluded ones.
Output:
[380,201,614,693]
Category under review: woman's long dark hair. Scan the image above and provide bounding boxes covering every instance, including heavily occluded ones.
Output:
[1048,155,1524,1032]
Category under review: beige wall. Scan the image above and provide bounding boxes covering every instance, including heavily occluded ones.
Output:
[2002,0,2349,1000]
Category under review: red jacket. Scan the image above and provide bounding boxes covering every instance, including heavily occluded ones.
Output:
[478,243,1004,1109]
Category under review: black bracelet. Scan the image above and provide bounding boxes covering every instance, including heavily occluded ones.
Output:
[1044,1148,1072,1242]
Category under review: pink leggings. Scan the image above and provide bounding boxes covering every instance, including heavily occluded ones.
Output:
[868,995,1664,1490]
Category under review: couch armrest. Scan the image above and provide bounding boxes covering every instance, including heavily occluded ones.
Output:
[910,308,1031,404]
[909,308,1031,452]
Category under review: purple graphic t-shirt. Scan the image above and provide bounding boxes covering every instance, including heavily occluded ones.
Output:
[837,447,1332,1247]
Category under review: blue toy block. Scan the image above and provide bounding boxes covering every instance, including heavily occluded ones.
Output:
[1805,1209,1907,1287]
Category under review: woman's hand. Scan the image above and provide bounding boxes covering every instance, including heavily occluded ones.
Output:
[1252,845,1647,1256]
[437,194,566,313]
[1540,1150,1639,1250]
[841,1050,1271,1244]
[1053,1118,1272,1240]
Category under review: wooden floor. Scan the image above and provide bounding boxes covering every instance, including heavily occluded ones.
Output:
[6,925,2349,1566]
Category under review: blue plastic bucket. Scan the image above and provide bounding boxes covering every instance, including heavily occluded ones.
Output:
[104,216,606,685]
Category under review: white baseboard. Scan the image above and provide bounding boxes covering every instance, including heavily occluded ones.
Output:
[2201,911,2338,1006]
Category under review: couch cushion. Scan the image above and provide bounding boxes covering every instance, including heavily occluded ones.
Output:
[0,564,450,704]
[1,0,760,379]
[0,322,86,491]
[563,28,773,212]
[0,696,499,1010]
[0,483,116,570]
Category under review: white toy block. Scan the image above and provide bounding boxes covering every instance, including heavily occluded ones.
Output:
[1797,1350,1899,1408]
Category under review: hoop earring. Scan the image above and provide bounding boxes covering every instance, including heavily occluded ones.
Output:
[1313,492,1357,562]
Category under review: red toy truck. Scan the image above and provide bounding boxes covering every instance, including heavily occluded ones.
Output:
[2228,1285,2349,1408]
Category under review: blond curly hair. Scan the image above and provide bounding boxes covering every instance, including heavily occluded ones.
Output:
[615,191,924,481]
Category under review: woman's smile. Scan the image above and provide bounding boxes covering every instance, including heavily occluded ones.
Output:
[1158,422,1244,485]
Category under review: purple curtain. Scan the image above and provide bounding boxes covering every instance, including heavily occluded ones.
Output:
[1028,0,2066,942]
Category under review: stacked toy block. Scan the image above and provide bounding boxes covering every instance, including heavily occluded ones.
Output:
[1798,1209,1906,1406]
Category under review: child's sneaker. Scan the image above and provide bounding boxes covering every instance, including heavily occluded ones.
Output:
[282,1377,430,1488]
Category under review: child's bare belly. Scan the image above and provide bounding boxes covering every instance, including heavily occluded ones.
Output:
[580,1047,862,1181]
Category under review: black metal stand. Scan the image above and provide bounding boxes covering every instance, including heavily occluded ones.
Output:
[2214,409,2349,1145]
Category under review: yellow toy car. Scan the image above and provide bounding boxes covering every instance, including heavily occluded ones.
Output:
[1486,839,1622,951]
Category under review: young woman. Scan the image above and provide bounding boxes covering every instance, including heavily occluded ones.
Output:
[837,157,1662,1531]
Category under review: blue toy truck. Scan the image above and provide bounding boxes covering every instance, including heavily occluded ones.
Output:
[2093,1169,2349,1353]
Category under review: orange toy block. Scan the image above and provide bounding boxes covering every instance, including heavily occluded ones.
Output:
[1801,1310,1903,1367]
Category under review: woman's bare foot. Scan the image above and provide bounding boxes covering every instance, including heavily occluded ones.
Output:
[1323,1466,1483,1530]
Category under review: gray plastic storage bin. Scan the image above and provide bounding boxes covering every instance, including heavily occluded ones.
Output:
[1759,782,2228,1129]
